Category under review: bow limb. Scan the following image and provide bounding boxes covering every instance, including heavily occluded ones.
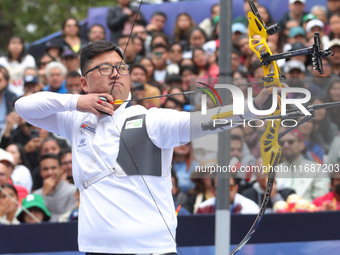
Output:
[229,1,282,254]
[248,10,283,174]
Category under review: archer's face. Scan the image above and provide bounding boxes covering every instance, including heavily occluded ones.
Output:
[81,51,131,101]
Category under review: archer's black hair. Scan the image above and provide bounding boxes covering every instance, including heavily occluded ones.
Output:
[80,40,123,76]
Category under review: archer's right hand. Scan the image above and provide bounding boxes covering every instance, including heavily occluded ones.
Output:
[77,93,114,118]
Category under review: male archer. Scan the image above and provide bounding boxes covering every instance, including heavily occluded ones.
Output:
[15,40,281,255]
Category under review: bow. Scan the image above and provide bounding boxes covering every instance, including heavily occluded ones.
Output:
[229,1,332,254]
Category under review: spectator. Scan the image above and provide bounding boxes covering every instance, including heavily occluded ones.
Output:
[276,129,328,202]
[329,14,340,40]
[237,35,254,72]
[17,194,51,223]
[0,112,42,173]
[150,32,170,49]
[258,5,275,25]
[243,124,261,158]
[44,41,62,60]
[231,23,246,51]
[284,60,324,98]
[6,143,32,192]
[132,35,145,57]
[192,47,218,79]
[183,27,208,59]
[313,171,340,209]
[325,78,340,130]
[58,17,86,54]
[231,49,243,71]
[167,86,187,106]
[130,64,161,107]
[172,142,199,194]
[285,27,307,52]
[43,62,68,93]
[0,163,9,187]
[199,4,220,38]
[106,0,146,44]
[88,24,106,43]
[311,6,329,35]
[139,57,163,92]
[233,0,259,26]
[146,11,167,34]
[311,97,338,154]
[0,150,28,203]
[182,171,215,214]
[282,19,300,39]
[180,65,198,91]
[172,13,196,50]
[32,137,62,191]
[66,71,83,94]
[306,19,329,47]
[243,159,295,212]
[327,39,340,75]
[162,97,183,111]
[301,13,317,31]
[0,183,20,225]
[38,53,56,85]
[23,74,41,94]
[196,177,260,214]
[171,170,190,215]
[60,148,73,184]
[0,68,17,132]
[179,58,194,67]
[151,44,169,84]
[327,0,340,20]
[132,24,151,56]
[130,81,146,107]
[228,133,256,193]
[296,117,324,163]
[0,36,36,97]
[34,154,77,222]
[118,35,142,66]
[58,189,80,222]
[232,70,249,97]
[169,43,184,65]
[61,50,80,73]
[278,0,308,31]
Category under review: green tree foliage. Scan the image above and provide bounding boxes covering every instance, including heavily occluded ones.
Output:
[0,0,117,52]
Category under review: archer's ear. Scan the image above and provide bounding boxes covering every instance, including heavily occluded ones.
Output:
[80,76,89,93]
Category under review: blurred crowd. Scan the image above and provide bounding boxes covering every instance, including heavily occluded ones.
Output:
[1,0,340,224]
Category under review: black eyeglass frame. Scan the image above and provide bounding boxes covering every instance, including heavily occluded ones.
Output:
[83,63,130,76]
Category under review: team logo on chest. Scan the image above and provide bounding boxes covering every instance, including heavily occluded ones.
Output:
[125,119,143,129]
[80,123,96,135]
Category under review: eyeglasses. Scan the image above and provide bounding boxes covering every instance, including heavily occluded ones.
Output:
[230,184,235,191]
[83,63,130,76]
[279,139,299,146]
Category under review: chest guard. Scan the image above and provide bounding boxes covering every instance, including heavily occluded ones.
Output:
[116,114,162,176]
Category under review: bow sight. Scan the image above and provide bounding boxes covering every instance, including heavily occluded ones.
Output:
[248,0,333,79]
[260,32,333,74]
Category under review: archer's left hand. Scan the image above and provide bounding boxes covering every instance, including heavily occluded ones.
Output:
[254,83,289,109]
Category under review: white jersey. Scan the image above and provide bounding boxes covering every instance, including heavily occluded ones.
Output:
[15,92,255,254]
